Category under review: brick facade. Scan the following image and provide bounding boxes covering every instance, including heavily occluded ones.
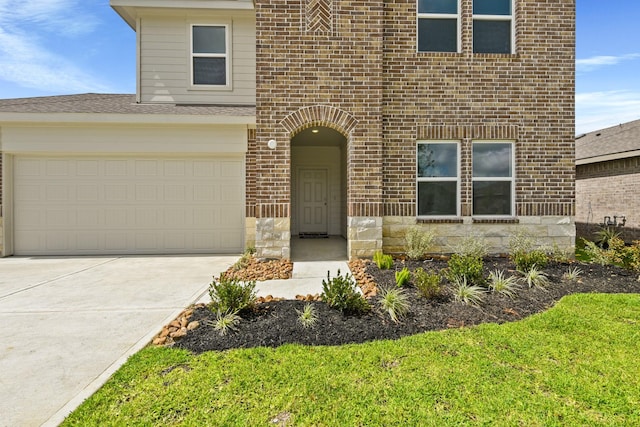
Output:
[251,0,575,258]
[576,157,640,242]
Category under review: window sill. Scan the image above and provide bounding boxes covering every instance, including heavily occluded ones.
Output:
[472,217,519,224]
[417,218,464,224]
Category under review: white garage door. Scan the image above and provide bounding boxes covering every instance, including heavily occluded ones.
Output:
[14,156,244,255]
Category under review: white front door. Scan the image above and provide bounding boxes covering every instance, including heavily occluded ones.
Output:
[298,168,328,234]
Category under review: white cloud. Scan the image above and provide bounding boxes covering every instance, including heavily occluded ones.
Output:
[0,1,111,94]
[576,53,640,73]
[576,90,640,134]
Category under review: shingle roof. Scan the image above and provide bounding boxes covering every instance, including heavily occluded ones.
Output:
[576,118,640,162]
[0,93,256,116]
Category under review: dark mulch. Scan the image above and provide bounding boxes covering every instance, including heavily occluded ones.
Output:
[176,258,640,354]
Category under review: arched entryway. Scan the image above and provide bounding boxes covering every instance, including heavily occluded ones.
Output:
[290,126,348,260]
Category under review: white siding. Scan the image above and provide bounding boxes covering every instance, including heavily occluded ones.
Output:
[139,10,255,105]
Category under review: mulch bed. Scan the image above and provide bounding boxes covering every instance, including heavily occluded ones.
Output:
[173,258,640,354]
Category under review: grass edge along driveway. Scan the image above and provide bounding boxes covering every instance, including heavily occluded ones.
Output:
[63,293,640,426]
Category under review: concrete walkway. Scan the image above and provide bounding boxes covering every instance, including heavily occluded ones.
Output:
[0,238,349,426]
[0,255,237,427]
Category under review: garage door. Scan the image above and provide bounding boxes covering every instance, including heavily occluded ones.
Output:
[14,156,244,255]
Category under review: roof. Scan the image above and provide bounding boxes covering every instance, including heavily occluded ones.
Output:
[0,93,255,116]
[576,118,640,164]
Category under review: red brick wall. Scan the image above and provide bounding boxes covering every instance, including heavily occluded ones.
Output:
[253,0,575,220]
[255,0,385,218]
[382,0,575,218]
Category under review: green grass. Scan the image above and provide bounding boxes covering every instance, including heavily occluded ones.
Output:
[63,294,640,426]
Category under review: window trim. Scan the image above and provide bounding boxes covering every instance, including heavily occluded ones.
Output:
[416,0,461,53]
[472,0,515,54]
[471,140,516,218]
[189,23,232,90]
[416,140,461,219]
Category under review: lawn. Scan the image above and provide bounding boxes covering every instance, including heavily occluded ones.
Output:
[62,293,640,426]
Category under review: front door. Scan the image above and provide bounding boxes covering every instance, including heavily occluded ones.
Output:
[298,168,328,234]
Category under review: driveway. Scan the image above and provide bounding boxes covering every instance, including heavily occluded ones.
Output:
[0,255,237,427]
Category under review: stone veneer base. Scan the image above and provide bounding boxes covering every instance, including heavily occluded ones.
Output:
[382,216,576,255]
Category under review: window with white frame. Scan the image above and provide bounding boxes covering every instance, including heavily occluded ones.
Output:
[417,0,460,53]
[472,0,514,54]
[191,25,229,86]
[472,141,514,216]
[417,141,460,216]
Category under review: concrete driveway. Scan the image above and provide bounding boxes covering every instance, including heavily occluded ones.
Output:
[0,255,237,427]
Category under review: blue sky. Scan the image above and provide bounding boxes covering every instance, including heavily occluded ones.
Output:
[1,0,639,135]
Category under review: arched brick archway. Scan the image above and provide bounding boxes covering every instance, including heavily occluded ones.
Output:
[279,105,359,138]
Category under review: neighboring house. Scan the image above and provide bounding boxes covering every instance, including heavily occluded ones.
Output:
[0,0,576,259]
[575,119,640,242]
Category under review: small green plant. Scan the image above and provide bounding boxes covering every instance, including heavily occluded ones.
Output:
[413,267,443,299]
[373,251,394,270]
[321,270,371,314]
[451,277,485,306]
[209,310,241,336]
[395,267,411,288]
[595,226,621,249]
[450,234,489,259]
[232,250,253,271]
[521,265,550,289]
[208,275,257,314]
[583,240,610,265]
[446,253,485,285]
[562,266,583,281]
[378,287,410,323]
[296,303,319,329]
[512,249,548,273]
[404,226,435,260]
[487,270,520,298]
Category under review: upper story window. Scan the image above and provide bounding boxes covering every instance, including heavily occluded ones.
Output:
[191,25,229,87]
[417,141,460,217]
[472,141,515,216]
[417,0,460,53]
[472,0,514,54]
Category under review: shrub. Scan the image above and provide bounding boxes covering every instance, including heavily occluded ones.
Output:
[446,253,485,285]
[321,270,371,314]
[508,230,537,257]
[583,240,610,266]
[487,270,520,298]
[395,267,411,288]
[296,303,319,329]
[512,249,548,273]
[595,226,621,249]
[373,251,394,270]
[209,310,241,336]
[450,235,489,259]
[404,226,435,260]
[521,266,550,289]
[208,275,257,314]
[378,287,410,323]
[413,267,443,299]
[451,277,485,306]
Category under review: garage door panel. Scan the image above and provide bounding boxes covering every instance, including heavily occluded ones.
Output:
[14,156,244,255]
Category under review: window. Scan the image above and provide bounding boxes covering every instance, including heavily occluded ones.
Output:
[417,0,459,53]
[472,141,514,216]
[417,141,460,216]
[191,25,229,86]
[473,0,513,54]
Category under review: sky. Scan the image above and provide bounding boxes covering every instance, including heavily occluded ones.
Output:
[0,0,639,135]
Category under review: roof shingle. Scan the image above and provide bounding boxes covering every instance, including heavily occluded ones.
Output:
[576,118,640,161]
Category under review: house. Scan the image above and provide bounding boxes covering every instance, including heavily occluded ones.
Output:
[576,119,640,242]
[0,0,576,259]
